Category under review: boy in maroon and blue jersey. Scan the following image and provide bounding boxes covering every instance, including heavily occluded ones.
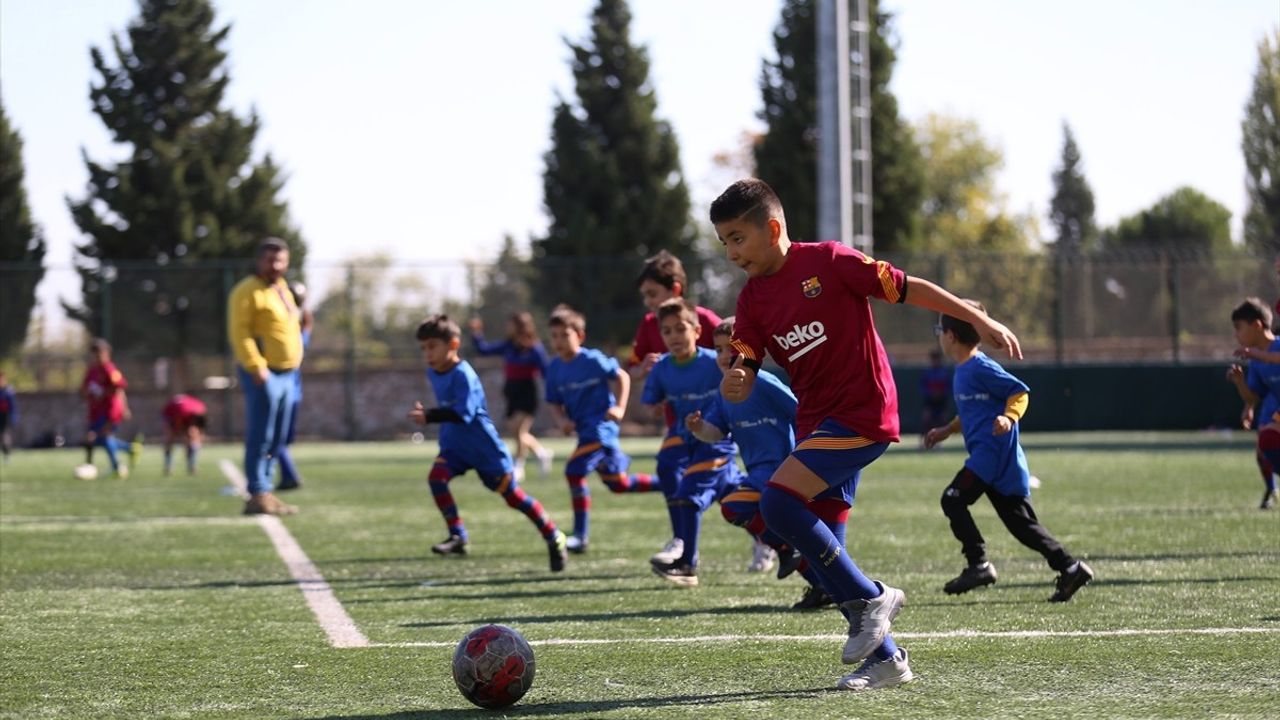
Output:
[1228,298,1280,509]
[161,393,207,476]
[470,312,554,480]
[80,338,135,478]
[0,370,16,462]
[642,299,743,587]
[544,305,659,554]
[408,315,568,572]
[712,178,1022,691]
[628,251,722,565]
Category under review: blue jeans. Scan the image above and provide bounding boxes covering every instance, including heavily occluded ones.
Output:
[239,367,296,496]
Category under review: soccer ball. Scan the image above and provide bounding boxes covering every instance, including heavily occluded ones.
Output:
[451,624,536,709]
[73,464,99,481]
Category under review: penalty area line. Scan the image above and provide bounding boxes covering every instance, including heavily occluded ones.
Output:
[218,460,369,649]
[371,626,1280,649]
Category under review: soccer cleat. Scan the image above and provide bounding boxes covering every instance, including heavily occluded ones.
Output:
[836,648,915,691]
[113,465,129,479]
[650,537,684,566]
[536,448,555,476]
[512,464,526,483]
[840,582,906,664]
[242,492,297,516]
[128,435,143,469]
[548,531,568,572]
[1048,561,1094,602]
[565,535,589,554]
[775,545,803,580]
[431,533,468,556]
[1261,489,1278,510]
[747,537,777,573]
[943,562,998,595]
[792,583,835,611]
[651,560,699,587]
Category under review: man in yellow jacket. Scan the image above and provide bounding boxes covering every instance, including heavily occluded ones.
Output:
[227,238,303,515]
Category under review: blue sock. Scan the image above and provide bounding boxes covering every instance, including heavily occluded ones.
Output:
[873,636,900,661]
[760,485,879,602]
[187,446,198,473]
[676,503,701,568]
[100,436,121,470]
[164,448,173,474]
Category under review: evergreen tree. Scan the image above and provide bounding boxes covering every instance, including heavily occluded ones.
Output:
[754,0,924,251]
[474,235,534,334]
[0,100,46,359]
[533,0,696,346]
[1242,29,1280,254]
[1048,122,1097,255]
[1103,186,1232,253]
[66,0,303,358]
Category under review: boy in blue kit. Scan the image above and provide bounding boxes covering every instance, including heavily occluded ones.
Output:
[643,299,742,587]
[544,305,659,553]
[1227,298,1280,509]
[924,301,1093,601]
[408,315,568,572]
[688,318,837,609]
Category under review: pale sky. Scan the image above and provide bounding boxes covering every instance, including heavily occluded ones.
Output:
[2,0,1277,321]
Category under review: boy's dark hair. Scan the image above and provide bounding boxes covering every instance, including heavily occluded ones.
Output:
[1231,297,1272,328]
[89,338,112,354]
[714,315,736,338]
[416,314,461,342]
[636,250,687,291]
[548,304,586,335]
[191,414,207,430]
[258,237,288,255]
[709,178,786,228]
[939,300,987,348]
[656,298,698,326]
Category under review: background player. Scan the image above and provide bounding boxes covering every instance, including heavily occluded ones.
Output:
[470,312,554,481]
[161,392,207,476]
[409,315,568,572]
[0,370,16,463]
[544,305,659,553]
[920,349,952,448]
[924,300,1094,601]
[80,339,136,478]
[1227,297,1280,509]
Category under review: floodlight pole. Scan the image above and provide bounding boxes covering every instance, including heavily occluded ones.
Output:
[817,0,873,253]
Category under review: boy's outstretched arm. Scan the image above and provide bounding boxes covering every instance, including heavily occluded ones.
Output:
[904,276,1023,359]
[607,369,630,422]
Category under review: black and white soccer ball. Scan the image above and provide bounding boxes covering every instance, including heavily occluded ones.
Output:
[451,624,536,709]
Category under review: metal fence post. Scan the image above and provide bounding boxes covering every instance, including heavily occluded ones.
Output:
[343,263,358,441]
[1053,251,1066,365]
[1168,253,1181,364]
[222,265,236,440]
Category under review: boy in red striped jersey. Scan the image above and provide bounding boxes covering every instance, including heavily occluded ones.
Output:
[712,178,1021,691]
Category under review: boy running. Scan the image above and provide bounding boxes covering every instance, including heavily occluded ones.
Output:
[80,339,137,478]
[1227,298,1280,509]
[409,315,568,572]
[712,178,1020,691]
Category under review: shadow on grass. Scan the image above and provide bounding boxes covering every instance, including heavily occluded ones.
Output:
[347,585,673,604]
[402,603,783,628]
[308,686,831,719]
[1085,550,1280,562]
[136,572,632,592]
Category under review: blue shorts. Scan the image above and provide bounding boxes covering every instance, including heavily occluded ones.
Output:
[675,444,740,510]
[88,416,118,435]
[565,441,631,477]
[784,419,888,503]
[435,448,513,491]
[655,434,686,482]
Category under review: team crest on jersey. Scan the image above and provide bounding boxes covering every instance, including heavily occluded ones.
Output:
[801,276,822,298]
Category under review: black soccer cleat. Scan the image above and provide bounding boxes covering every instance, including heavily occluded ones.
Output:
[651,560,699,587]
[1261,489,1278,510]
[548,531,568,572]
[775,545,804,580]
[792,583,835,610]
[431,534,468,556]
[943,563,998,595]
[1048,561,1094,602]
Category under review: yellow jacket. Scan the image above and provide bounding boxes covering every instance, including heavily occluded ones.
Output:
[227,275,302,374]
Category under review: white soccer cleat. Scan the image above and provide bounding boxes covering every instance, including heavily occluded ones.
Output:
[650,537,684,565]
[747,537,777,573]
[836,648,914,690]
[536,448,555,476]
[840,582,905,664]
[512,464,526,483]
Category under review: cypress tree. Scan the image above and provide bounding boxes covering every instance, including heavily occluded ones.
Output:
[1049,122,1098,255]
[533,0,696,345]
[66,0,303,358]
[1242,29,1280,254]
[0,100,46,359]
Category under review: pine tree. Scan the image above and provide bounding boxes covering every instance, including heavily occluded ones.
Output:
[754,0,923,251]
[0,101,46,359]
[533,0,696,346]
[66,0,303,358]
[1049,122,1097,255]
[1242,29,1280,254]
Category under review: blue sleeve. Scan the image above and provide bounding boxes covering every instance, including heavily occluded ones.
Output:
[471,334,509,356]
[449,370,482,423]
[593,351,620,380]
[545,364,562,404]
[5,389,16,424]
[980,361,1029,401]
[641,362,665,405]
[1247,361,1268,398]
[761,372,797,425]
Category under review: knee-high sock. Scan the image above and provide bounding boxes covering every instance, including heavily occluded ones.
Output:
[676,501,702,568]
[1259,429,1280,488]
[428,464,466,540]
[601,472,657,493]
[98,435,122,470]
[1258,446,1279,492]
[760,484,879,602]
[187,443,199,474]
[500,478,557,540]
[566,474,590,538]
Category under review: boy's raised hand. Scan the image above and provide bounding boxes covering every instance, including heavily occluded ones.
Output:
[720,355,755,403]
[467,317,483,334]
[1226,364,1245,384]
[923,426,950,449]
[977,316,1022,360]
[408,401,427,425]
[685,410,704,433]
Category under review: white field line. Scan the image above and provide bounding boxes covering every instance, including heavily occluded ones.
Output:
[218,460,369,648]
[373,627,1280,649]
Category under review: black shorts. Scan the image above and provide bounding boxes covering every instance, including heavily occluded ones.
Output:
[503,379,538,417]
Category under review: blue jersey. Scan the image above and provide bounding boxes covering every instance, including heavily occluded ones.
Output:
[704,369,796,489]
[426,360,510,468]
[545,348,621,445]
[954,351,1031,497]
[643,348,736,455]
[1246,338,1280,426]
[0,384,16,422]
